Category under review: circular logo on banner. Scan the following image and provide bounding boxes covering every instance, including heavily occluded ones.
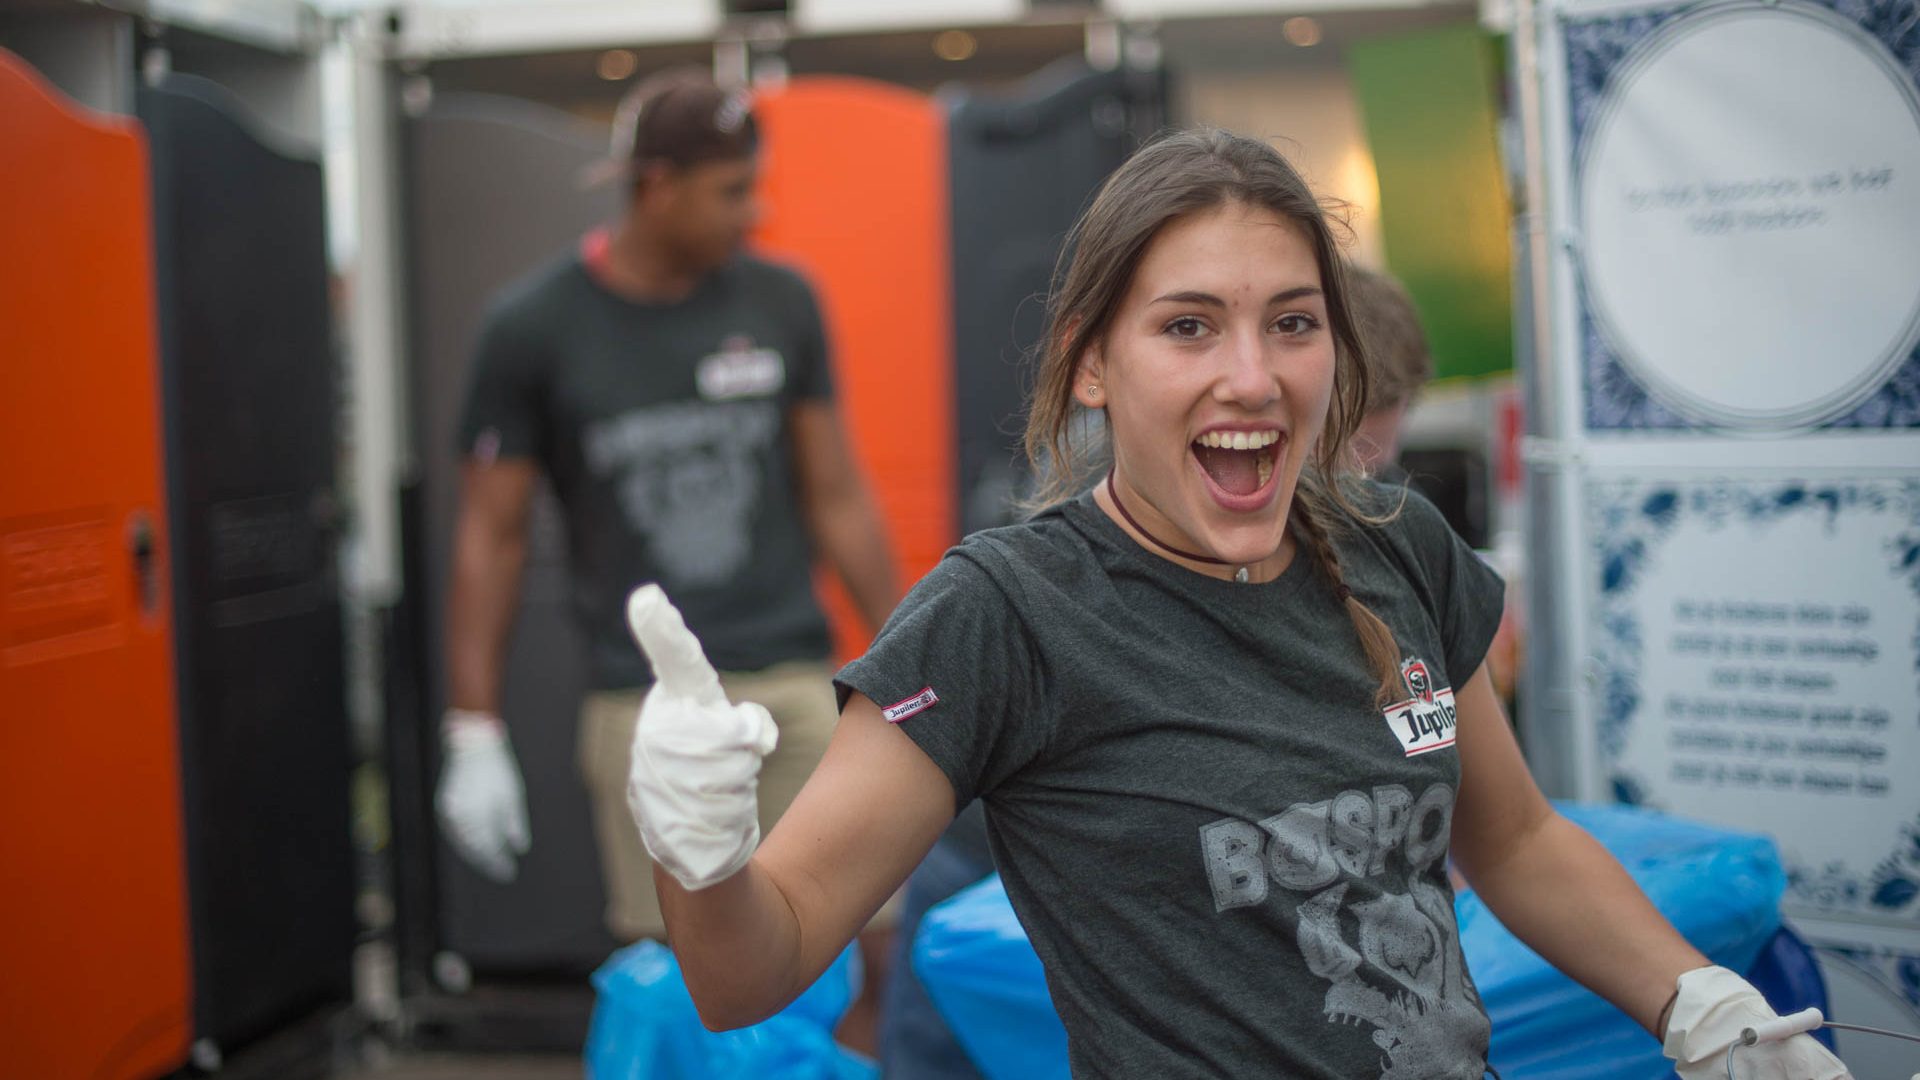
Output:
[1577,0,1920,430]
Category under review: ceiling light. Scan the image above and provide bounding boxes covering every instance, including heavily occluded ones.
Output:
[597,49,638,81]
[933,30,978,62]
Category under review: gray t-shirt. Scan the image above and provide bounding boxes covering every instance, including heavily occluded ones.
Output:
[837,485,1505,1079]
[459,250,835,688]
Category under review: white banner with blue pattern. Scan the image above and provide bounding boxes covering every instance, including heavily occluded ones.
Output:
[1537,0,1920,1051]
[1566,0,1920,433]
[1585,475,1920,1003]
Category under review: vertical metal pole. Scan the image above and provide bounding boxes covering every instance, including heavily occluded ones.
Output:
[713,33,749,88]
[341,9,408,611]
[339,6,439,1002]
[0,6,138,114]
[1084,17,1121,72]
[1513,0,1599,799]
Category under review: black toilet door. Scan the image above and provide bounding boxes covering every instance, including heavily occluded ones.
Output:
[140,72,354,1050]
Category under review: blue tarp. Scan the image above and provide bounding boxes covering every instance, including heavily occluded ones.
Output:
[914,802,1791,1080]
[1463,802,1787,1079]
[585,939,877,1080]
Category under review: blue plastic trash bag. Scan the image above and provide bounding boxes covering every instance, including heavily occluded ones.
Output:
[1464,801,1786,1080]
[585,938,877,1080]
[914,802,1788,1080]
[914,874,1068,1080]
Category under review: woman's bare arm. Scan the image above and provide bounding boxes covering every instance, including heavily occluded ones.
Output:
[1449,665,1708,1034]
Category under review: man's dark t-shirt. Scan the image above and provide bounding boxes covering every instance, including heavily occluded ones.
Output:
[838,486,1505,1079]
[459,249,835,688]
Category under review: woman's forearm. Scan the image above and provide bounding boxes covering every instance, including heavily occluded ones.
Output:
[656,858,813,1030]
[1462,812,1708,1034]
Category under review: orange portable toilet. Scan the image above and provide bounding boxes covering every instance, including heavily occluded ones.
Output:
[0,50,194,1080]
[751,77,956,658]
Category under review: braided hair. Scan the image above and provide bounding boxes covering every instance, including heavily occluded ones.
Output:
[1290,471,1405,704]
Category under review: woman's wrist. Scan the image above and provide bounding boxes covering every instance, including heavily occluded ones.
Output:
[1654,984,1682,1039]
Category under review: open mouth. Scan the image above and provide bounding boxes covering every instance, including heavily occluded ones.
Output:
[1192,429,1281,499]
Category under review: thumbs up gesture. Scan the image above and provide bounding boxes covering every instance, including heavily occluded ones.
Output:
[625,584,780,891]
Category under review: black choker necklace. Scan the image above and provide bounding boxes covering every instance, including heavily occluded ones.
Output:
[1104,470,1252,583]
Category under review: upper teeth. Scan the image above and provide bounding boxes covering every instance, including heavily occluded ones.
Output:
[1197,430,1281,450]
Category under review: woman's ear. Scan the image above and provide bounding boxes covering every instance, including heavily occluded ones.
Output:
[1072,342,1106,409]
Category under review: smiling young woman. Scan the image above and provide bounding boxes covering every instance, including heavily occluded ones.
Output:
[619,130,1851,1080]
[1074,202,1336,585]
[1031,135,1404,704]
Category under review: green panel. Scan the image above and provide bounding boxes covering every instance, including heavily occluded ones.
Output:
[1349,25,1513,382]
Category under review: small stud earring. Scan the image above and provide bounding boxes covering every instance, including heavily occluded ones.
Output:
[1087,384,1101,397]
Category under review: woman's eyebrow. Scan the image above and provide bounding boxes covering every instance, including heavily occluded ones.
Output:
[1150,289,1225,307]
[1149,286,1323,306]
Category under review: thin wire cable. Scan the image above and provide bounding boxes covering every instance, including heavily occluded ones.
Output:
[1724,1019,1920,1079]
[1820,1021,1920,1043]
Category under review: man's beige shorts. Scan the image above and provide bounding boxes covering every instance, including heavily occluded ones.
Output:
[579,659,887,943]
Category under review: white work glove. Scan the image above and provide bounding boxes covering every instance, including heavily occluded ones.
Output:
[435,709,532,883]
[625,584,778,891]
[1663,966,1851,1080]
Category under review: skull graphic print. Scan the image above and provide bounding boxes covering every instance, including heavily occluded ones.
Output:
[583,398,779,587]
[1201,782,1489,1078]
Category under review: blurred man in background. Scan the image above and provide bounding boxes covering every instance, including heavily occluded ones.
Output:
[434,66,899,1042]
[1346,265,1435,478]
[1347,264,1520,703]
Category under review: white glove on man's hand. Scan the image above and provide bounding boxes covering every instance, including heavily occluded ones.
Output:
[625,584,778,891]
[1664,966,1851,1080]
[435,709,532,883]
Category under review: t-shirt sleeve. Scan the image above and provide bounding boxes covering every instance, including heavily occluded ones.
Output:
[785,274,835,402]
[834,549,1049,812]
[1397,488,1506,687]
[456,303,549,461]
